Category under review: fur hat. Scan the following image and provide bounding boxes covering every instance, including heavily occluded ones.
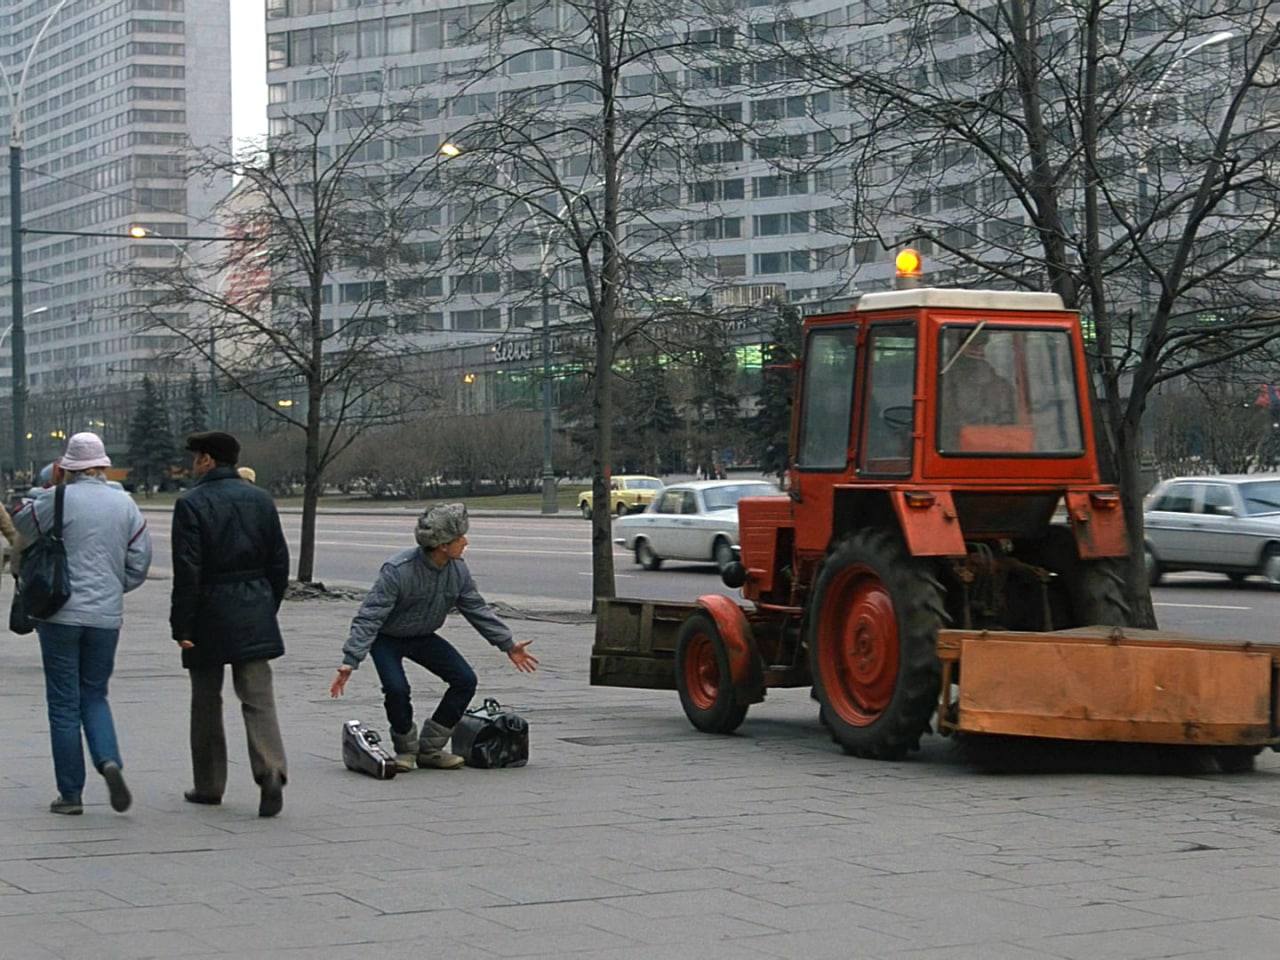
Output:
[415,503,469,550]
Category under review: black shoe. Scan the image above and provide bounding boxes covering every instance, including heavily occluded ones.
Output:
[258,772,283,818]
[101,762,131,813]
[50,795,83,815]
[183,789,222,806]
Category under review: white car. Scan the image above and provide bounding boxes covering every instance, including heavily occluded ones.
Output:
[613,479,781,571]
[1144,475,1280,586]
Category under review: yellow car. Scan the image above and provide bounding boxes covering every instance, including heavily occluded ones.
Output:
[579,475,664,519]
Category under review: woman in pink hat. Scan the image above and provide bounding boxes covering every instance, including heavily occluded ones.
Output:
[13,432,152,815]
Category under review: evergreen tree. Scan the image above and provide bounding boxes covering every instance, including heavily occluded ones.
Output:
[747,304,803,478]
[126,376,176,493]
[181,372,208,436]
[688,323,740,475]
[619,352,681,475]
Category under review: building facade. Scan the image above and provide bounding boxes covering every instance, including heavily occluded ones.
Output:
[0,0,231,466]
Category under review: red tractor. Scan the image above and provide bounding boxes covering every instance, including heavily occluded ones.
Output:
[592,262,1280,768]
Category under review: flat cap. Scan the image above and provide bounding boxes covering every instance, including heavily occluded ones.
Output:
[186,431,240,465]
[415,503,469,550]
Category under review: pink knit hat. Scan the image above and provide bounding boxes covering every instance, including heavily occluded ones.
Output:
[59,432,112,471]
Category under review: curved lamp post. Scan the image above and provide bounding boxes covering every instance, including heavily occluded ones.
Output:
[2,0,72,480]
[440,141,601,514]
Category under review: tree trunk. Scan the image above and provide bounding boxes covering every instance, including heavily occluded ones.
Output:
[1115,414,1157,629]
[297,389,322,583]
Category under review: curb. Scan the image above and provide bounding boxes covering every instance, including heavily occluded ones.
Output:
[137,504,578,520]
[283,579,594,623]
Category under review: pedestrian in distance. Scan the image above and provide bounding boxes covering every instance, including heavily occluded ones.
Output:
[330,503,539,771]
[170,431,291,817]
[13,433,152,815]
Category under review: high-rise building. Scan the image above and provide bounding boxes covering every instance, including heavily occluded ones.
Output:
[0,0,232,463]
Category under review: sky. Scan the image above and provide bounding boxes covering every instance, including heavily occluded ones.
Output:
[229,0,268,147]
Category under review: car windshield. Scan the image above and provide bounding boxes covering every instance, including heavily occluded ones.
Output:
[1239,480,1280,515]
[702,483,777,511]
[937,326,1083,456]
[626,479,662,490]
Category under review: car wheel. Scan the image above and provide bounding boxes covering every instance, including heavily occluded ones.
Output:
[1262,545,1280,589]
[580,502,592,520]
[615,501,629,517]
[636,540,662,571]
[712,537,735,573]
[1227,572,1249,585]
[1144,543,1163,587]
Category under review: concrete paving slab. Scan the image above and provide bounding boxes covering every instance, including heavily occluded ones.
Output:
[1,578,1279,959]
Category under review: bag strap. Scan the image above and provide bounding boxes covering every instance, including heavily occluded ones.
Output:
[52,483,65,538]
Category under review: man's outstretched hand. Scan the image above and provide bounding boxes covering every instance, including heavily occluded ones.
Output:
[330,664,353,698]
[507,640,539,673]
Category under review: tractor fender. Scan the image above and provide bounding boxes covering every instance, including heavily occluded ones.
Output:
[695,594,765,704]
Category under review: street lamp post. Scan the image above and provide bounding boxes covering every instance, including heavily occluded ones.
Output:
[440,142,606,513]
[129,226,225,428]
[1136,30,1236,318]
[2,0,72,480]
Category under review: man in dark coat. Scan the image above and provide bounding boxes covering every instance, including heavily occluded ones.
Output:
[170,431,290,817]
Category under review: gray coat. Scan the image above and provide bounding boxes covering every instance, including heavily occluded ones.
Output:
[342,547,514,668]
[13,477,152,630]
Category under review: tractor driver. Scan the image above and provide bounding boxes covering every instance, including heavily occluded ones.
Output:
[939,328,1017,450]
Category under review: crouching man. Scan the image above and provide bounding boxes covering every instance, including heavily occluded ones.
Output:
[330,504,538,770]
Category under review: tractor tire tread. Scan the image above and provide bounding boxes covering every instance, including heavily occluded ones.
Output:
[811,528,944,762]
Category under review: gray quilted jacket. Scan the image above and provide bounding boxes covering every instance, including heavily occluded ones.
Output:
[342,547,514,668]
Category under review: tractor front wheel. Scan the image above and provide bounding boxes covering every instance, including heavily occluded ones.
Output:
[808,529,944,760]
[675,611,748,734]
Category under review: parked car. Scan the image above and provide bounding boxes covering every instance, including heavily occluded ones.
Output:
[579,475,663,518]
[1143,475,1280,586]
[613,479,781,571]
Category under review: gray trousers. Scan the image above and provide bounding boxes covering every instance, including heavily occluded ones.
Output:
[189,659,287,796]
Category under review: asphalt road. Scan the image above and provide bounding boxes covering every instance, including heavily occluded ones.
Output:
[141,509,1280,641]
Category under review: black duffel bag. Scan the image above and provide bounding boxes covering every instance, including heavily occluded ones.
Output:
[17,484,70,623]
[452,698,529,768]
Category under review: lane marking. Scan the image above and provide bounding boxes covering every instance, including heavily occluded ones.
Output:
[1154,601,1251,611]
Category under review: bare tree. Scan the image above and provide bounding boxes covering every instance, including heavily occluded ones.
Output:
[434,0,764,602]
[769,0,1280,624]
[127,68,441,580]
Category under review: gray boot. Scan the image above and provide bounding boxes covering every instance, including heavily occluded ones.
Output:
[390,723,419,772]
[417,720,465,770]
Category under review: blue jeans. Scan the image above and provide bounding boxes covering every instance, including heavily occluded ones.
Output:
[36,622,123,800]
[369,633,477,735]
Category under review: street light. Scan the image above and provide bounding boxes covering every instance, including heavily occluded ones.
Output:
[128,225,225,427]
[1135,30,1236,320]
[0,306,46,353]
[441,142,600,514]
[2,0,72,481]
[1137,31,1236,202]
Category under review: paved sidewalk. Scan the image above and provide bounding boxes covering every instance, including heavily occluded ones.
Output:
[1,580,1278,960]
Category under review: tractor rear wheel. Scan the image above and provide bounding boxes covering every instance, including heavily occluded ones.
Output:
[808,529,944,760]
[675,611,748,734]
[1029,527,1134,628]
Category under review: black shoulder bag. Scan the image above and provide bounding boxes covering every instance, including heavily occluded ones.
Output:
[12,485,71,632]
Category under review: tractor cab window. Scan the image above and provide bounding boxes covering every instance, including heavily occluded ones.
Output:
[937,325,1083,456]
[862,325,916,474]
[797,326,857,469]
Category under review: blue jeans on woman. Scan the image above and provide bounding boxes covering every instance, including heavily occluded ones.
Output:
[369,633,477,735]
[36,622,123,801]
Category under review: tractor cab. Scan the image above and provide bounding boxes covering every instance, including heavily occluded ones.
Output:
[735,283,1126,614]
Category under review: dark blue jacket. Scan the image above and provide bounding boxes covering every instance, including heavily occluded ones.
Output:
[170,466,290,668]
